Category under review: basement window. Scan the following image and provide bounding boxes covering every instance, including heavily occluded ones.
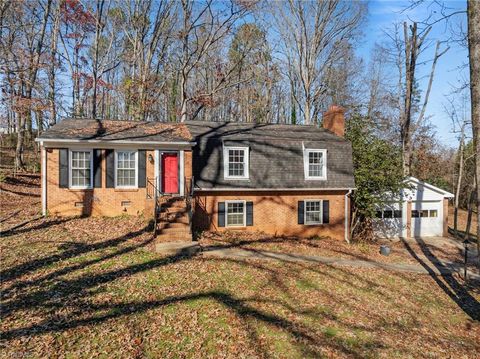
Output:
[225,200,246,227]
[305,200,323,225]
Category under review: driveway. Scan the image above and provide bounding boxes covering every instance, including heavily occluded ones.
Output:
[202,245,480,280]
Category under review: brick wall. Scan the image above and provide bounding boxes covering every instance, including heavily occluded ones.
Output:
[46,148,156,217]
[193,190,349,240]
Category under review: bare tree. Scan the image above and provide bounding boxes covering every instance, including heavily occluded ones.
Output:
[177,0,252,122]
[445,92,471,237]
[400,23,449,175]
[271,0,365,124]
[121,0,176,121]
[467,0,480,259]
[0,0,52,170]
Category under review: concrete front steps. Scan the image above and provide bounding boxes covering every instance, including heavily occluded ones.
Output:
[155,197,192,242]
[155,241,200,256]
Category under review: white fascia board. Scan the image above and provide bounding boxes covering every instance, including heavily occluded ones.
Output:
[37,138,196,150]
[406,177,454,198]
[194,187,356,192]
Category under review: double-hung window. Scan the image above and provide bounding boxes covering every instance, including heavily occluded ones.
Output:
[226,200,246,227]
[224,146,249,179]
[305,200,323,225]
[115,150,137,188]
[304,149,327,180]
[70,150,92,188]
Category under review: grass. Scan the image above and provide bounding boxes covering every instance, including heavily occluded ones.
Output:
[1,174,480,358]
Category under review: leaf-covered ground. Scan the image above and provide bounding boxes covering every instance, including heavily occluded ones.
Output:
[1,174,479,358]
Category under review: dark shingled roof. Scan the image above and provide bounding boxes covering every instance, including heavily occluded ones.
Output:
[38,118,192,142]
[185,121,355,190]
[38,118,355,190]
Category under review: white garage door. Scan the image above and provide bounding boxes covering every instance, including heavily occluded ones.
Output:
[411,201,443,237]
[373,203,404,238]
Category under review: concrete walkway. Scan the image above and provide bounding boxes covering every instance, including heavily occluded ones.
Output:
[202,247,480,279]
[379,236,477,252]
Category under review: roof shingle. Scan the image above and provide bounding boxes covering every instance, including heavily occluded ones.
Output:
[38,119,192,142]
[185,121,355,190]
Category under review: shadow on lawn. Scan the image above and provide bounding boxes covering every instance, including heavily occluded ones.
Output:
[3,225,476,357]
[0,218,152,283]
[0,216,65,238]
[401,238,480,321]
[0,230,394,357]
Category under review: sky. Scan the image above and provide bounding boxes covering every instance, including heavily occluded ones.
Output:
[358,0,469,147]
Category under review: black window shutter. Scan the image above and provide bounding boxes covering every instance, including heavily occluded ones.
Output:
[298,201,304,224]
[138,150,146,188]
[93,149,102,188]
[218,202,226,227]
[323,200,330,224]
[105,149,115,188]
[59,148,69,188]
[246,201,253,226]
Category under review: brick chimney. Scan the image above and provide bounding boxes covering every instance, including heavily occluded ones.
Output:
[322,105,345,137]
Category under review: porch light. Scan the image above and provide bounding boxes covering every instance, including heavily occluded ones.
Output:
[148,153,154,163]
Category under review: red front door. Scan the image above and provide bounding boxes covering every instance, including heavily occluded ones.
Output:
[162,153,178,193]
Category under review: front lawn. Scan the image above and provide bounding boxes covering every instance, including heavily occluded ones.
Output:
[1,175,479,358]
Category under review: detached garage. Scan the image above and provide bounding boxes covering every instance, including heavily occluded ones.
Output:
[374,177,454,239]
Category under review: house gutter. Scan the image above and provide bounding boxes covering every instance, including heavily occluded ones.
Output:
[41,144,47,216]
[345,189,353,243]
[194,187,356,192]
[35,138,196,147]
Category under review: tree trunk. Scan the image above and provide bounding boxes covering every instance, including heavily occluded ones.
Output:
[454,123,466,237]
[467,0,480,263]
[180,70,188,122]
[465,188,474,240]
[402,22,418,176]
[15,114,25,171]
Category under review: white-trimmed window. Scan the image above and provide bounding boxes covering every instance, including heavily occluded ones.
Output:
[304,149,327,180]
[70,150,92,189]
[305,200,323,225]
[115,150,137,188]
[226,200,246,227]
[224,146,249,179]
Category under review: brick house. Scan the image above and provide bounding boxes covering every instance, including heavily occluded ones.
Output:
[37,106,355,242]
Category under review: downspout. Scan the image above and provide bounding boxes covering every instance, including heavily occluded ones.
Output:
[41,143,47,216]
[345,189,353,243]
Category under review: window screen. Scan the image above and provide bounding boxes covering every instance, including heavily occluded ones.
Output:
[308,151,324,178]
[116,151,136,187]
[226,201,245,226]
[71,151,91,187]
[305,200,322,224]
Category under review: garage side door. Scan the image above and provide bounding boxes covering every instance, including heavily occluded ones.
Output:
[411,201,443,237]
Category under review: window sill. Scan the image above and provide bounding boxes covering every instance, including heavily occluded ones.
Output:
[114,188,139,192]
[224,177,250,181]
[225,226,247,230]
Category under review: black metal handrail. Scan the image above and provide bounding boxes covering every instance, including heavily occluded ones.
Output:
[146,177,161,236]
[148,176,194,237]
[184,176,194,235]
